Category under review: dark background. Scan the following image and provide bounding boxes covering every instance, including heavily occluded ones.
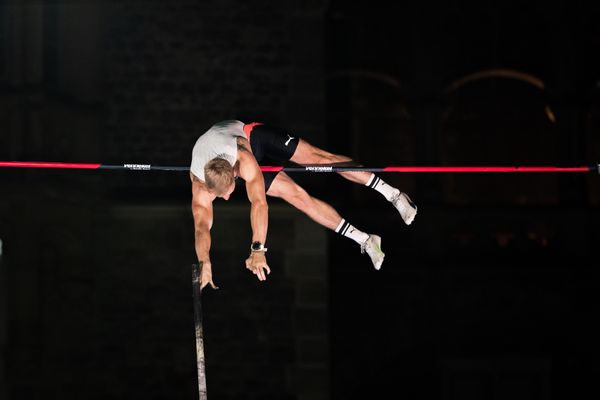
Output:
[1,1,599,399]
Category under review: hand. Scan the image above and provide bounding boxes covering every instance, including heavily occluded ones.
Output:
[200,262,219,290]
[245,251,271,281]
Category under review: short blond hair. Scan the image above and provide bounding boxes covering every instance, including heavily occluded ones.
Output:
[204,158,234,195]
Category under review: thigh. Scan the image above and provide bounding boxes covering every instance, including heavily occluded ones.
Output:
[266,171,302,199]
[289,138,336,164]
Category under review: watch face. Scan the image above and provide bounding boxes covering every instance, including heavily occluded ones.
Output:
[252,242,261,250]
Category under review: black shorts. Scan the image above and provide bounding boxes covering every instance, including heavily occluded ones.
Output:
[243,122,300,191]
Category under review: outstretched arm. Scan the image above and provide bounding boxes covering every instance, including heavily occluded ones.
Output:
[191,175,218,289]
[237,141,271,281]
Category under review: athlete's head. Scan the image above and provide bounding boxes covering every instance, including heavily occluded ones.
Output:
[205,157,235,199]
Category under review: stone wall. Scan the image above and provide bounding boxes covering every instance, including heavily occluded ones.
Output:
[0,188,329,399]
[103,0,327,190]
[0,234,7,400]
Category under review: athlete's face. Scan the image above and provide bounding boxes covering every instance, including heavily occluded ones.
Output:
[218,181,236,200]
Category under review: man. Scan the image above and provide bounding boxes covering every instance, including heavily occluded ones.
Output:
[191,120,417,289]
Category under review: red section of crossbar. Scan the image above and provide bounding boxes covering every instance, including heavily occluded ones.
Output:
[260,166,285,172]
[382,166,591,173]
[0,161,102,169]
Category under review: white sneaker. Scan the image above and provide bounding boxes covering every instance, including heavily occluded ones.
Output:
[361,235,385,270]
[391,191,417,225]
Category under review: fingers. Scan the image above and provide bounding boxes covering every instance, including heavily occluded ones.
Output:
[257,265,266,281]
[244,255,271,282]
[200,278,219,291]
[245,261,270,281]
[256,264,270,281]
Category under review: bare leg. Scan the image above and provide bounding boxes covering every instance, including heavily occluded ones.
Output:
[290,139,372,184]
[289,138,417,225]
[266,171,342,230]
[267,171,386,269]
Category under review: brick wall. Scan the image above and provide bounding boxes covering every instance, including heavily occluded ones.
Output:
[1,187,329,399]
[2,1,331,398]
[104,1,327,189]
[0,231,7,400]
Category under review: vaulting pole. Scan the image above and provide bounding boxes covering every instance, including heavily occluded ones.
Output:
[192,263,208,400]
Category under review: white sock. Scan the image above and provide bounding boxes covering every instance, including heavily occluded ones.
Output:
[365,174,399,201]
[335,219,369,245]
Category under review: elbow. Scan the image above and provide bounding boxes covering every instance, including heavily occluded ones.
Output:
[255,200,268,212]
[195,224,210,238]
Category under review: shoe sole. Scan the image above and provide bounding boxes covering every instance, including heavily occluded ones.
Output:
[370,235,385,270]
[401,193,417,225]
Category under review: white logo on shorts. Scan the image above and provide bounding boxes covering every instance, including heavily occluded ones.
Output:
[284,134,295,146]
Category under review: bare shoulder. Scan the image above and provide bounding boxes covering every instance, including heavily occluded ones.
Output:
[191,178,214,228]
[191,175,214,208]
[236,136,252,154]
[236,137,259,166]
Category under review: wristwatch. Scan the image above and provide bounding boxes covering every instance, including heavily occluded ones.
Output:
[251,241,268,252]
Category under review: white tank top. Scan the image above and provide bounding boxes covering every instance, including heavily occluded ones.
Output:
[190,120,246,181]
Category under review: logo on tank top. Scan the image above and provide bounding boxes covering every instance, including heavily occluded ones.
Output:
[284,134,295,146]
